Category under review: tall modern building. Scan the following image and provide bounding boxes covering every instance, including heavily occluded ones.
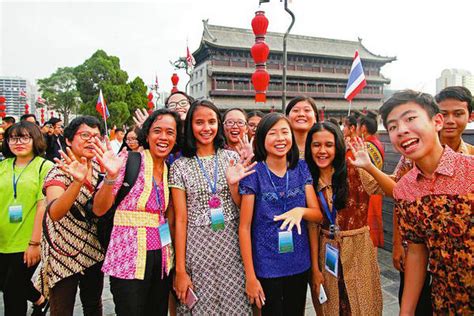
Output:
[190,21,395,118]
[0,76,37,119]
[436,69,474,93]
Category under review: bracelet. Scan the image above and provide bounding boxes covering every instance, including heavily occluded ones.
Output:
[28,240,40,247]
[103,177,117,185]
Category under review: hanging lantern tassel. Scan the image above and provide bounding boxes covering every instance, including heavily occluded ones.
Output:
[252,68,270,103]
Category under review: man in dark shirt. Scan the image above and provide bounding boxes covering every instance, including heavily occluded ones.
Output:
[45,118,66,161]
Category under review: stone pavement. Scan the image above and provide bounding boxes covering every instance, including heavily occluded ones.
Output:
[2,248,400,315]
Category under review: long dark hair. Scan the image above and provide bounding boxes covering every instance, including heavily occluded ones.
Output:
[305,122,348,210]
[253,113,299,169]
[182,100,226,157]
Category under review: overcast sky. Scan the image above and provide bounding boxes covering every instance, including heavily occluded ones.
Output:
[1,0,473,94]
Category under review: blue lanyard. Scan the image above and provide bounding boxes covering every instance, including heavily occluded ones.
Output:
[152,177,163,211]
[195,152,218,195]
[264,163,289,213]
[317,191,337,226]
[12,157,35,200]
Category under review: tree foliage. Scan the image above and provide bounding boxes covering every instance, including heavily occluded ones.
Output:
[37,67,80,125]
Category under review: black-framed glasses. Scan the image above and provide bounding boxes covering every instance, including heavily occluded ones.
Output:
[126,137,138,143]
[224,120,247,127]
[75,131,101,141]
[167,100,190,109]
[8,136,32,144]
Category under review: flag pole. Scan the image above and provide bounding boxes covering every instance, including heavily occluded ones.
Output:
[102,104,108,136]
[347,100,352,116]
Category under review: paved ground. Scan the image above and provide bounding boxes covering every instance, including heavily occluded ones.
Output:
[2,249,400,315]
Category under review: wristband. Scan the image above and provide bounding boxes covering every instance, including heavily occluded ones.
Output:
[28,240,40,247]
[103,177,117,185]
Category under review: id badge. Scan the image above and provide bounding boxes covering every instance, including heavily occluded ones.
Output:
[210,207,225,231]
[278,231,294,253]
[8,204,23,223]
[159,222,172,247]
[324,243,339,278]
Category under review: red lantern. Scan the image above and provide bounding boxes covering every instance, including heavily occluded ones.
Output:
[171,73,179,93]
[0,113,5,118]
[147,92,154,101]
[0,105,5,111]
[40,108,45,124]
[24,104,29,114]
[251,69,270,103]
[0,96,5,103]
[251,41,270,65]
[251,11,269,37]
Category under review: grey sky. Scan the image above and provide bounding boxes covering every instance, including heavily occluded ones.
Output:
[1,0,473,94]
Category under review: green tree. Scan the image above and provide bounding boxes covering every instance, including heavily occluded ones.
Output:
[75,50,136,127]
[126,77,149,124]
[37,67,80,125]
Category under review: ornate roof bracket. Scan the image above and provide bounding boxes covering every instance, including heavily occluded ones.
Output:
[203,19,217,42]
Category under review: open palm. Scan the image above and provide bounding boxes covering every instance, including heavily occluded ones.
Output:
[226,156,257,185]
[347,137,372,169]
[92,137,125,178]
[54,148,89,182]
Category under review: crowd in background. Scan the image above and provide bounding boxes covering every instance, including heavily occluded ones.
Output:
[0,86,472,316]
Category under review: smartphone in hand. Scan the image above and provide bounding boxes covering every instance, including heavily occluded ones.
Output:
[185,287,199,310]
[319,284,328,304]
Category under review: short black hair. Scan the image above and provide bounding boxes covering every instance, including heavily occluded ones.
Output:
[285,96,320,122]
[248,110,265,119]
[379,90,440,129]
[435,86,472,114]
[20,114,37,122]
[358,111,378,135]
[115,127,124,133]
[64,116,104,142]
[253,113,299,169]
[182,100,225,157]
[305,122,348,210]
[327,117,339,126]
[2,121,47,158]
[345,115,358,127]
[165,91,195,106]
[139,109,182,152]
[223,108,248,121]
[48,117,62,126]
[4,116,15,124]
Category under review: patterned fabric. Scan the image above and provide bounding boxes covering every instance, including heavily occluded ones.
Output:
[315,162,382,315]
[365,134,385,247]
[393,147,474,315]
[102,150,174,280]
[38,160,104,298]
[239,160,312,278]
[169,149,251,315]
[169,149,240,227]
[457,138,474,155]
[316,227,382,316]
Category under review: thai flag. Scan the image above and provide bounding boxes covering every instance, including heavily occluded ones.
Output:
[344,51,367,101]
[96,89,109,119]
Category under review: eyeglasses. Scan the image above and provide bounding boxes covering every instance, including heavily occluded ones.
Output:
[167,100,190,110]
[126,137,138,143]
[75,131,101,141]
[248,123,258,130]
[8,136,32,144]
[224,120,247,127]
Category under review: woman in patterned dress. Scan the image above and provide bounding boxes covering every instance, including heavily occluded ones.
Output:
[305,122,383,316]
[170,100,254,315]
[39,116,105,315]
[92,109,180,315]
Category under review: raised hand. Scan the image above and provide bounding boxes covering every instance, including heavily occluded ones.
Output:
[236,134,254,161]
[347,137,372,169]
[54,148,89,183]
[133,108,149,128]
[274,207,305,235]
[92,137,125,179]
[226,154,257,185]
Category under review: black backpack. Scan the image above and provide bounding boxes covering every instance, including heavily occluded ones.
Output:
[95,151,141,250]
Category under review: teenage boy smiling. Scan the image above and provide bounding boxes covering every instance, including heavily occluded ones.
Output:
[379,90,473,315]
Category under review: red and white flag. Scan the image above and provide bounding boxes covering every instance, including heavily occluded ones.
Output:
[95,89,109,120]
[37,96,46,105]
[186,46,196,70]
[19,90,27,98]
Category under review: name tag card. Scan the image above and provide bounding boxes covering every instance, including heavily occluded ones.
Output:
[278,231,294,253]
[159,222,172,247]
[324,243,339,278]
[8,204,23,223]
[210,207,225,231]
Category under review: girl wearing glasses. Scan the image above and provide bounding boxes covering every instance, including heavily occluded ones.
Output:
[120,127,143,152]
[38,116,105,315]
[0,121,53,315]
[223,108,249,152]
[170,100,255,315]
[165,91,194,122]
[247,111,265,140]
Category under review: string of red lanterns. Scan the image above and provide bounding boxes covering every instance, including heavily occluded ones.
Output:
[40,108,45,124]
[24,103,29,114]
[147,92,154,113]
[251,10,270,104]
[0,96,6,118]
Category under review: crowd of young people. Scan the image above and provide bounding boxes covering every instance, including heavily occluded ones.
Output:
[0,86,472,316]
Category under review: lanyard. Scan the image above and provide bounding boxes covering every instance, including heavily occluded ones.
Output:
[195,152,218,195]
[317,191,337,226]
[152,177,163,211]
[12,157,35,200]
[264,163,289,213]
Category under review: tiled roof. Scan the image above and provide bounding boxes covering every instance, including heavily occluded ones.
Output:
[198,23,396,63]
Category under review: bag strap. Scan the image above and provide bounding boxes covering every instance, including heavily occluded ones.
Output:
[111,151,141,212]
